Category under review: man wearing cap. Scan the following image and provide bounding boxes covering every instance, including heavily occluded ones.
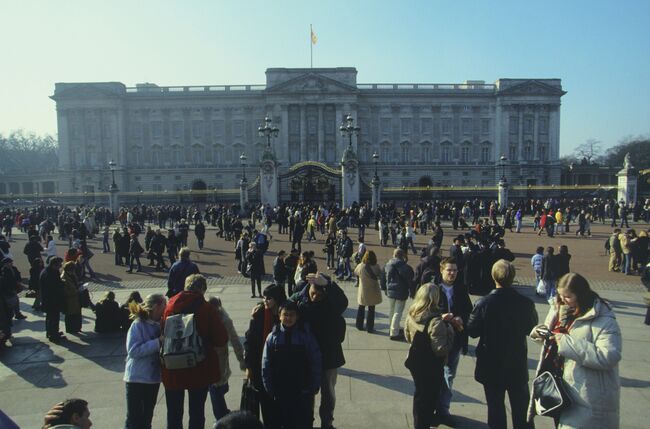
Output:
[40,256,66,342]
[292,272,348,429]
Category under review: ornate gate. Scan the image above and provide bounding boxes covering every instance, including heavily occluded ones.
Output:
[279,161,341,203]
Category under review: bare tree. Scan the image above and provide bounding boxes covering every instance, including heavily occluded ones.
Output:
[0,129,59,173]
[573,139,602,163]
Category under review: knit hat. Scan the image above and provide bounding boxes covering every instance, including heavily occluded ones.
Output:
[263,284,287,303]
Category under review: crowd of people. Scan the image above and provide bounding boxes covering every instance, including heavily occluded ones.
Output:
[0,196,644,428]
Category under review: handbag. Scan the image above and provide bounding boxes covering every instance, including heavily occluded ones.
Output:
[532,370,571,418]
[536,279,547,296]
[239,379,260,419]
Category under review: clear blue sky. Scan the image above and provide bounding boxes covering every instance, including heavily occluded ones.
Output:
[1,0,648,155]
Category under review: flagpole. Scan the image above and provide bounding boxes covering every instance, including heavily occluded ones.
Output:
[310,24,313,68]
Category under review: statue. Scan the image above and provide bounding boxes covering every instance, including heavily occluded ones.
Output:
[623,152,633,169]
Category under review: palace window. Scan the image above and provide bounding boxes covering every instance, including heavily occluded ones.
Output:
[212,120,224,140]
[152,150,161,167]
[232,120,244,137]
[441,144,451,163]
[421,143,431,163]
[509,116,519,135]
[401,142,410,163]
[539,145,547,161]
[481,145,491,163]
[460,145,471,163]
[524,144,533,161]
[380,118,391,135]
[192,148,202,165]
[481,118,490,134]
[509,145,518,161]
[192,120,203,138]
[539,117,548,135]
[524,116,534,134]
[400,118,412,135]
[172,121,183,139]
[131,122,143,139]
[461,118,472,135]
[151,121,163,140]
[380,143,390,162]
[420,118,432,135]
[441,118,452,135]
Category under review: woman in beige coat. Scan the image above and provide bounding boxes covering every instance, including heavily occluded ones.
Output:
[529,273,621,428]
[354,250,383,333]
[61,261,82,334]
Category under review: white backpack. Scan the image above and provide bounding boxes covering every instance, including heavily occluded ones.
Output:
[161,300,206,369]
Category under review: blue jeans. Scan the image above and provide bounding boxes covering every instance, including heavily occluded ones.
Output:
[208,383,230,422]
[125,382,159,429]
[623,253,632,274]
[437,344,461,416]
[545,279,556,302]
[165,386,209,429]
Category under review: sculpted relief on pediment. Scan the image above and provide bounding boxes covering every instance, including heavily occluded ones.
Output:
[267,74,357,94]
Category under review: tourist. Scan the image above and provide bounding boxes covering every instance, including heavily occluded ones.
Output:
[404,283,454,429]
[41,398,93,429]
[325,231,336,269]
[541,246,557,302]
[529,273,622,428]
[126,234,144,273]
[41,256,65,342]
[161,274,228,429]
[272,250,288,293]
[61,261,82,334]
[467,259,538,429]
[207,296,246,424]
[194,220,206,250]
[291,273,347,429]
[434,257,473,427]
[166,247,200,297]
[124,293,166,429]
[531,246,544,288]
[384,248,415,341]
[246,242,265,298]
[244,284,285,428]
[608,228,622,271]
[94,291,122,333]
[354,250,383,333]
[262,300,322,429]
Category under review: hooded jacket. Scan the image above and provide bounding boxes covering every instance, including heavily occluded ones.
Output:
[528,298,621,428]
[384,257,415,300]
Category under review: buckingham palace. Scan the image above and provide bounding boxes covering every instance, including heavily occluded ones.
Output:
[48,67,566,204]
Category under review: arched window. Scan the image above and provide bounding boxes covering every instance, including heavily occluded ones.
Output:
[524,141,533,161]
[213,145,223,165]
[480,143,491,163]
[460,142,471,164]
[441,142,452,163]
[420,141,431,163]
[380,141,391,163]
[400,141,410,163]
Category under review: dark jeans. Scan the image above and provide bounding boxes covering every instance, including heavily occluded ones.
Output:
[250,276,262,296]
[165,386,209,429]
[129,254,142,272]
[483,382,532,429]
[356,305,375,332]
[208,383,229,421]
[45,310,60,338]
[125,382,159,429]
[64,313,82,333]
[277,393,314,429]
[409,365,443,429]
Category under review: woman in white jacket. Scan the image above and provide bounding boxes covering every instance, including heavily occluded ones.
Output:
[529,273,622,428]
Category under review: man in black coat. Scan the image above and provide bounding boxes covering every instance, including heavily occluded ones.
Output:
[435,257,473,427]
[40,256,65,342]
[467,259,538,429]
[291,273,348,429]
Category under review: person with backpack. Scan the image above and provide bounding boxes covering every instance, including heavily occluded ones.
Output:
[161,274,228,429]
[123,293,167,429]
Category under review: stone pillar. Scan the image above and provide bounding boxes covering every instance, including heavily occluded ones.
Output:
[341,148,359,209]
[533,106,539,160]
[318,105,325,162]
[498,178,509,210]
[260,149,279,207]
[240,178,249,209]
[517,107,523,161]
[617,153,638,206]
[371,175,381,210]
[109,184,120,216]
[280,105,289,164]
[300,106,307,161]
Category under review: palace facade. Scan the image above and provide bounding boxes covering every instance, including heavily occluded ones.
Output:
[46,67,566,203]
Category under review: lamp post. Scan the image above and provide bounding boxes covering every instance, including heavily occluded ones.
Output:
[258,115,279,149]
[239,153,248,210]
[371,151,381,210]
[498,155,509,210]
[107,159,119,215]
[108,159,117,190]
[339,114,360,151]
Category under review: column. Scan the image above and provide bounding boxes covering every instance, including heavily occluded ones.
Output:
[349,104,358,152]
[281,105,289,164]
[300,105,307,161]
[335,104,344,159]
[56,109,71,170]
[517,106,523,161]
[533,106,539,161]
[317,105,325,162]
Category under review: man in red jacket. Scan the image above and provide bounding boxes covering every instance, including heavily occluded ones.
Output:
[161,274,228,429]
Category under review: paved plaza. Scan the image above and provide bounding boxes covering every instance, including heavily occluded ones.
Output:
[1,220,649,428]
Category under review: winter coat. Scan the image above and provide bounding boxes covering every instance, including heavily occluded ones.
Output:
[291,278,348,370]
[244,304,279,390]
[160,291,228,390]
[353,262,383,307]
[466,287,538,386]
[384,257,415,300]
[166,259,200,296]
[554,253,572,279]
[61,272,81,316]
[405,309,455,360]
[124,318,162,384]
[246,249,266,278]
[528,299,621,428]
[437,282,474,351]
[273,257,287,282]
[40,267,64,313]
[94,299,122,333]
[262,322,322,398]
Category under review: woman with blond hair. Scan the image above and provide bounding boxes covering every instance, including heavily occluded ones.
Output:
[123,293,167,429]
[404,283,454,429]
[529,273,621,428]
[353,250,383,333]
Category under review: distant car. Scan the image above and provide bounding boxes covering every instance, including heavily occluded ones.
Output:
[12,199,34,205]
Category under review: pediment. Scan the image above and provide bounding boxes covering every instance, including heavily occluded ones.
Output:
[498,80,566,96]
[266,73,358,94]
[51,83,125,101]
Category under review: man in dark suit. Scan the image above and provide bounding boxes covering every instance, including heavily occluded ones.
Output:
[435,257,473,427]
[467,259,538,429]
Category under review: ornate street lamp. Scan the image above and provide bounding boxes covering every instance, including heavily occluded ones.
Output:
[339,114,360,150]
[372,151,379,180]
[108,159,117,190]
[499,155,507,181]
[240,153,248,181]
[258,115,279,149]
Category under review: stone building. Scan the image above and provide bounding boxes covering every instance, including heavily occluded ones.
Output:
[47,67,566,203]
